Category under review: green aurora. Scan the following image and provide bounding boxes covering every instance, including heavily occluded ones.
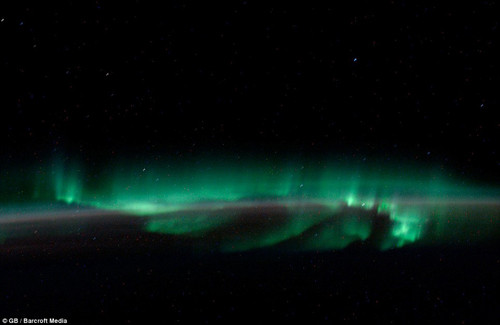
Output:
[0,156,499,251]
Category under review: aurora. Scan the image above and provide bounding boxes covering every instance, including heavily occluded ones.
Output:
[0,155,499,252]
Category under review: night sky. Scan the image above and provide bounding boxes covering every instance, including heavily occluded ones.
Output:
[1,0,499,180]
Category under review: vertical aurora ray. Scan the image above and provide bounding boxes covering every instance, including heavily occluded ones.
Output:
[52,159,84,205]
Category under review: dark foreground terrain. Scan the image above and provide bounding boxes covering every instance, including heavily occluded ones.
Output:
[0,225,498,324]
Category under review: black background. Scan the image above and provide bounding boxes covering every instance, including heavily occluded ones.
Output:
[0,234,498,324]
[0,0,499,180]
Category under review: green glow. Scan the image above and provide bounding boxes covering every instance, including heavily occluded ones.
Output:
[343,216,372,241]
[0,156,499,251]
[53,159,83,205]
[384,209,425,249]
[49,159,495,212]
[146,213,230,236]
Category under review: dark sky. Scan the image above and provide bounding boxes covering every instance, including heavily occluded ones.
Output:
[0,0,499,180]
